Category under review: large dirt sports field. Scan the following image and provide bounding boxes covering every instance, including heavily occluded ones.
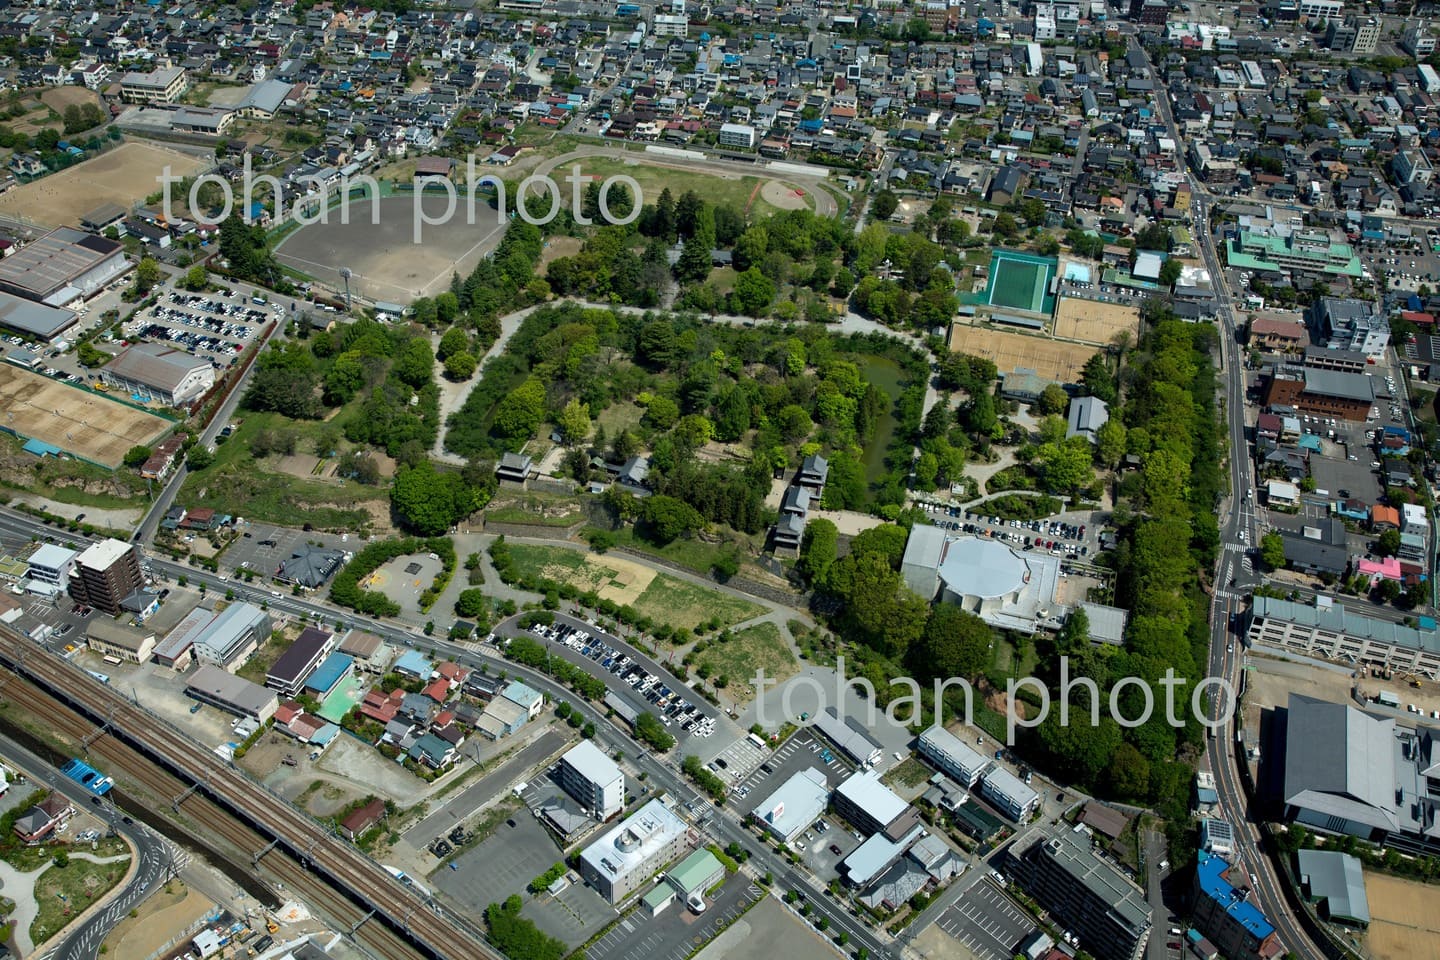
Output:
[273,193,507,302]
[1052,296,1143,346]
[0,142,209,228]
[1364,872,1440,960]
[946,323,1101,383]
[0,367,173,468]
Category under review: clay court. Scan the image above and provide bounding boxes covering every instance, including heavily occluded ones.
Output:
[1364,872,1440,960]
[760,180,810,211]
[947,324,1100,383]
[1053,296,1143,346]
[0,366,173,468]
[273,193,506,302]
[0,142,210,228]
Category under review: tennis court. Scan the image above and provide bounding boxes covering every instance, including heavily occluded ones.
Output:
[986,250,1057,315]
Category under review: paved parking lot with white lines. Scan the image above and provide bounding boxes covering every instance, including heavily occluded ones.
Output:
[934,879,1037,960]
[586,881,762,960]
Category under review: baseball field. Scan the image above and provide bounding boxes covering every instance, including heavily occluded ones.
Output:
[1364,872,1440,960]
[0,366,173,468]
[0,142,210,228]
[273,193,506,303]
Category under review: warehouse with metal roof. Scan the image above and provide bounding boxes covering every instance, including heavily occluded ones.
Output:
[0,227,130,307]
[0,291,77,342]
[1296,850,1370,927]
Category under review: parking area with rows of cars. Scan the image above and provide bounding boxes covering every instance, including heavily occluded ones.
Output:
[919,504,1097,561]
[529,621,716,739]
[119,287,276,375]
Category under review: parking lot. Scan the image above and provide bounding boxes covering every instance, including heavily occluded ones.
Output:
[912,503,1103,562]
[933,878,1038,960]
[222,521,355,584]
[119,286,275,373]
[586,876,762,960]
[436,811,617,947]
[727,732,852,810]
[528,618,717,742]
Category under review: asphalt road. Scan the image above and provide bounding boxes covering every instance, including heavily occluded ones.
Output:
[0,735,178,960]
[0,507,894,960]
[1135,36,1325,960]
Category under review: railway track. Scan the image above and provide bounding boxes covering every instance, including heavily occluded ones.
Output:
[0,626,502,960]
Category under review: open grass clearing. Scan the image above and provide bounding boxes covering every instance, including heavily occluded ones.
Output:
[180,411,389,532]
[692,621,796,702]
[507,544,764,630]
[571,157,785,217]
[30,856,131,945]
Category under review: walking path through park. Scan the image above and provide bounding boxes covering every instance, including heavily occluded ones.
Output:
[431,299,942,465]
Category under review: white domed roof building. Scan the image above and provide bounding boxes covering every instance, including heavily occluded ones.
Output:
[900,525,1064,633]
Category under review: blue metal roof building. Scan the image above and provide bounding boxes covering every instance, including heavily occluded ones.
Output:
[1194,851,1277,953]
[304,652,354,699]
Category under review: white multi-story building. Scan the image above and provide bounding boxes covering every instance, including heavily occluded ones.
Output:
[119,65,188,103]
[653,13,688,37]
[25,544,76,594]
[1297,0,1343,18]
[557,741,625,821]
[718,123,756,149]
[578,799,688,902]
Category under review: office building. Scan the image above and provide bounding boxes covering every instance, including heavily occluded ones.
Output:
[751,768,829,842]
[101,342,215,407]
[917,725,991,787]
[24,544,76,594]
[119,65,188,103]
[1227,230,1364,279]
[558,740,626,821]
[1009,827,1152,960]
[68,539,144,615]
[1193,851,1281,960]
[578,798,688,902]
[1311,297,1389,358]
[267,626,337,695]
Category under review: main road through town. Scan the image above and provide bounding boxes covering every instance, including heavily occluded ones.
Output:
[1133,35,1330,960]
[0,504,895,960]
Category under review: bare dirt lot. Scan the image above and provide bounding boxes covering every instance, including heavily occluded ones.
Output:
[0,367,174,468]
[39,87,104,115]
[0,141,210,228]
[273,193,506,302]
[946,324,1100,382]
[1364,872,1440,960]
[760,180,811,211]
[1052,296,1142,346]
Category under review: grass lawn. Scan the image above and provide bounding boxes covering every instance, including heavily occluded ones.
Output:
[180,411,389,532]
[692,622,796,702]
[593,400,644,437]
[236,629,292,684]
[883,757,934,790]
[0,435,151,510]
[580,524,769,582]
[575,158,778,217]
[507,544,765,631]
[30,856,131,945]
[991,636,1039,681]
